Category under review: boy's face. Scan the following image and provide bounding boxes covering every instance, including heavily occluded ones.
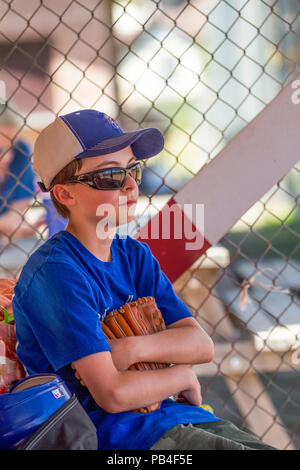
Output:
[65,146,139,231]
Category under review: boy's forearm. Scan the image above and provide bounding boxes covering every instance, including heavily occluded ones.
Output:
[114,364,193,413]
[128,326,214,366]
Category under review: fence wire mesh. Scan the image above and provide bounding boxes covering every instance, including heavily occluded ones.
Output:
[0,0,299,450]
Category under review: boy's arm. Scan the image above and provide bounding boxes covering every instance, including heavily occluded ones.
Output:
[108,317,214,370]
[72,351,201,413]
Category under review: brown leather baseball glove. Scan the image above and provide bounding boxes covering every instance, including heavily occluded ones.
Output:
[100,296,170,413]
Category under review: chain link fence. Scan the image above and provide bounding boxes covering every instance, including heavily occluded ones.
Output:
[0,0,299,449]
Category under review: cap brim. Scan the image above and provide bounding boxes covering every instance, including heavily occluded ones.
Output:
[75,128,164,160]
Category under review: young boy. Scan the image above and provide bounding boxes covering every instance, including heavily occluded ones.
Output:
[12,110,275,450]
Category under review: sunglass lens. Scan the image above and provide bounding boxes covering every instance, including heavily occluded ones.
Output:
[129,163,142,184]
[92,163,142,189]
[94,168,125,189]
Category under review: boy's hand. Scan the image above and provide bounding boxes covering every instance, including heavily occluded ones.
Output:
[175,366,202,407]
[176,392,197,405]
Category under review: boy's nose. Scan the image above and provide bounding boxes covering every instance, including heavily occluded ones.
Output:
[123,172,138,191]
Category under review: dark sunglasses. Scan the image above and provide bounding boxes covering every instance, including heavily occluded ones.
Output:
[62,161,143,191]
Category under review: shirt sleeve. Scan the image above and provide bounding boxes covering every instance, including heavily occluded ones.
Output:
[136,240,193,326]
[14,261,111,371]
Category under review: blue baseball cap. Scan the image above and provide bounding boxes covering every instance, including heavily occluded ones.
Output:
[34,109,164,191]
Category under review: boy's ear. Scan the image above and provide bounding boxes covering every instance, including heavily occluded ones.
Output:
[52,184,76,207]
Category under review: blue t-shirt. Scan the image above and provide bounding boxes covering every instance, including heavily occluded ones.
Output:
[12,230,220,450]
[0,140,35,216]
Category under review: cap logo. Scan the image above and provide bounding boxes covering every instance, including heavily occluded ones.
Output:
[104,114,121,130]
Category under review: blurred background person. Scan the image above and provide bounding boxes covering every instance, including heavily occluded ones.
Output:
[0,104,36,243]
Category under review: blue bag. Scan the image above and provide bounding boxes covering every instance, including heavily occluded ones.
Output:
[0,374,97,450]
